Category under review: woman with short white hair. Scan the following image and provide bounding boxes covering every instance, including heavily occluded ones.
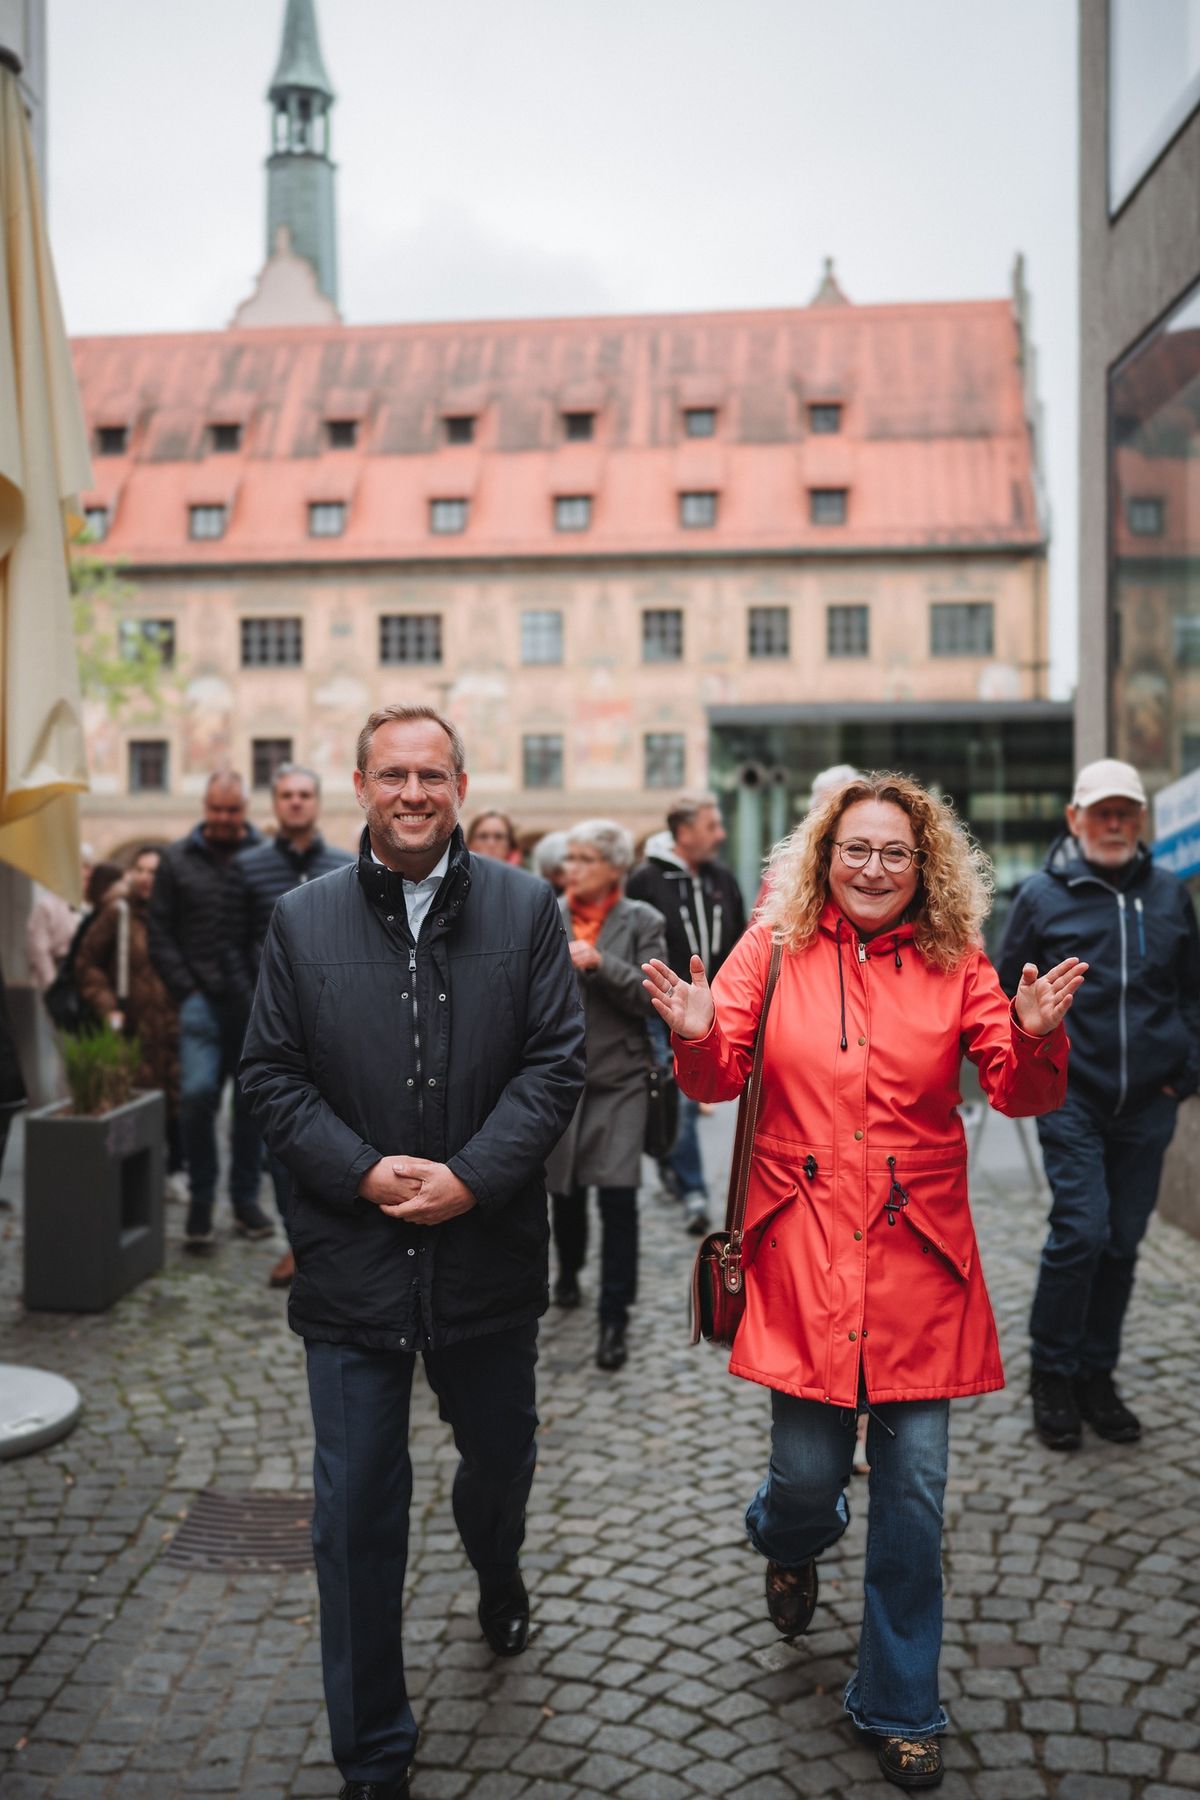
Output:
[546,819,667,1369]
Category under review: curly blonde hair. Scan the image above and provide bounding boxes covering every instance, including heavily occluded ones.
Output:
[759,771,994,971]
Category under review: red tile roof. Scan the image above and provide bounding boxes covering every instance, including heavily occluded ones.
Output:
[72,299,1044,565]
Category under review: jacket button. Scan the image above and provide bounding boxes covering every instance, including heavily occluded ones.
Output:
[401,991,409,1000]
[406,1078,414,1088]
[407,1247,415,1256]
[854,1229,863,1241]
[428,1077,436,1087]
[858,1036,866,1047]
[848,1330,857,1341]
[387,915,394,922]
[922,1245,930,1254]
[439,994,447,1002]
[854,1129,863,1141]
[769,1238,777,1248]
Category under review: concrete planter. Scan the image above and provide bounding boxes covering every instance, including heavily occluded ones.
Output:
[23,1090,166,1312]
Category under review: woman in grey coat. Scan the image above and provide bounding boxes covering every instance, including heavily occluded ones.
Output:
[546,820,667,1370]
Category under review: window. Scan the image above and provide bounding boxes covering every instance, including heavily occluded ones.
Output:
[684,408,716,438]
[810,488,848,525]
[644,732,686,789]
[189,504,227,540]
[379,614,443,665]
[326,418,358,449]
[521,610,563,665]
[128,740,169,793]
[1128,496,1165,536]
[563,411,594,441]
[210,423,242,453]
[679,491,717,529]
[523,733,563,789]
[96,425,128,456]
[748,607,790,659]
[1175,616,1200,668]
[827,605,870,658]
[643,608,684,662]
[84,506,109,542]
[930,602,994,657]
[118,619,176,667]
[444,415,475,446]
[809,403,842,435]
[554,495,591,532]
[241,617,303,667]
[309,501,346,538]
[1109,0,1200,208]
[252,738,293,789]
[430,498,468,534]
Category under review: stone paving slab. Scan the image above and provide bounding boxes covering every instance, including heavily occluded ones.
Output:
[1,1107,1200,1797]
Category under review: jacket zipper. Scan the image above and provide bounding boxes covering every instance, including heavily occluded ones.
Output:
[1116,892,1128,1115]
[409,944,424,1143]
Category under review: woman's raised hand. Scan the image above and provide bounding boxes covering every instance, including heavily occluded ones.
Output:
[642,955,715,1041]
[1014,956,1088,1037]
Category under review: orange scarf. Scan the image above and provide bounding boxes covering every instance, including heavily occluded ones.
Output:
[568,888,621,946]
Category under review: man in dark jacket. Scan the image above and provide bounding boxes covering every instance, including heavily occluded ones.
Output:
[148,772,269,1248]
[240,704,585,1800]
[627,790,746,1234]
[226,763,353,1288]
[997,758,1200,1452]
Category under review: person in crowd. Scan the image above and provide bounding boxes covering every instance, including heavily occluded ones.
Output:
[531,829,569,893]
[225,763,353,1289]
[996,757,1200,1452]
[0,953,26,1201]
[40,862,126,1033]
[644,770,1084,1792]
[75,846,183,1190]
[240,704,585,1800]
[627,790,746,1235]
[149,772,270,1250]
[545,820,666,1370]
[466,810,520,862]
[26,843,95,993]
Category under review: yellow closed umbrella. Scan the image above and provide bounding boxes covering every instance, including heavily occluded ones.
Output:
[0,64,92,905]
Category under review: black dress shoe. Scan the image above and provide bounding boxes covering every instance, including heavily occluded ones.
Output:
[1074,1369,1141,1442]
[1029,1369,1082,1450]
[338,1777,409,1799]
[478,1572,529,1656]
[765,1558,819,1637]
[596,1321,627,1370]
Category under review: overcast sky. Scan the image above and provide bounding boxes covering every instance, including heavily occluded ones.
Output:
[47,0,1079,696]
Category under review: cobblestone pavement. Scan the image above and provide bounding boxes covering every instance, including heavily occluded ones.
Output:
[2,1105,1200,1800]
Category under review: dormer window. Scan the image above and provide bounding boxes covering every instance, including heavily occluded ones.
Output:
[810,487,848,525]
[96,425,128,456]
[554,496,592,532]
[563,411,595,442]
[326,419,358,449]
[684,408,716,438]
[210,422,242,453]
[430,498,468,535]
[309,502,346,538]
[444,415,475,446]
[679,491,718,528]
[84,506,109,542]
[1128,497,1164,536]
[808,403,842,435]
[189,504,227,541]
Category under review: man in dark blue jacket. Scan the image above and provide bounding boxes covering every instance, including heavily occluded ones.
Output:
[997,758,1200,1452]
[226,763,353,1287]
[240,705,585,1800]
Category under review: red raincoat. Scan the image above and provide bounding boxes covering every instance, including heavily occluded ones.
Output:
[674,906,1068,1406]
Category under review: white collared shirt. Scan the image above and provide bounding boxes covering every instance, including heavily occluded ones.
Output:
[371,844,450,940]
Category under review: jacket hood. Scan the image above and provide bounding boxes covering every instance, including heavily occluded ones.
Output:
[355,824,471,924]
[1043,829,1152,886]
[644,829,688,870]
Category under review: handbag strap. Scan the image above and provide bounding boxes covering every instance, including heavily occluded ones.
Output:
[724,938,784,1246]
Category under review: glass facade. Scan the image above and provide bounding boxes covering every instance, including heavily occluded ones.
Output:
[1111,276,1200,797]
[1109,0,1200,209]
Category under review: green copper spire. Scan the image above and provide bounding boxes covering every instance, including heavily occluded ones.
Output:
[265,0,338,305]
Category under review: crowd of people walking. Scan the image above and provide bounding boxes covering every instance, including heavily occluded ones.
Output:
[11,706,1199,1798]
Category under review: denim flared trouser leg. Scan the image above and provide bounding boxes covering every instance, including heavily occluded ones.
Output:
[744,1388,951,1738]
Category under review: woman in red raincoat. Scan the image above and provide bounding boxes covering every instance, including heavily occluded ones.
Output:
[644,772,1085,1792]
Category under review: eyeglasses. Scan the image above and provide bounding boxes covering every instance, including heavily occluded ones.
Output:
[364,767,454,792]
[833,839,926,873]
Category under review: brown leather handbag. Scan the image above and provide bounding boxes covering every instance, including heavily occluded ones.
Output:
[690,938,784,1346]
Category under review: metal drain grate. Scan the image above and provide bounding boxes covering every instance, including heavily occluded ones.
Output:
[162,1490,313,1571]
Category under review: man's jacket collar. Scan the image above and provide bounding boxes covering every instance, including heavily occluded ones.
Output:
[355,824,471,924]
[1044,829,1152,891]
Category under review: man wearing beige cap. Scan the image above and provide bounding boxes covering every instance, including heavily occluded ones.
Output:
[998,758,1200,1450]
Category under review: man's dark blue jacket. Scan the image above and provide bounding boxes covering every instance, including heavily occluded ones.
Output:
[239,827,586,1351]
[225,831,353,1013]
[996,832,1200,1113]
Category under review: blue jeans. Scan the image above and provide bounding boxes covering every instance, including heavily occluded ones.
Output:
[306,1325,539,1781]
[746,1389,950,1738]
[178,991,263,1221]
[668,1095,707,1199]
[1031,1087,1179,1376]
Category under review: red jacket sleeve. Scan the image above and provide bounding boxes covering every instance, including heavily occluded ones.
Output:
[962,949,1068,1117]
[672,923,775,1103]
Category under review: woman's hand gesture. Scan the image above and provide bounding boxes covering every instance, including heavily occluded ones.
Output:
[1014,956,1088,1037]
[642,955,715,1041]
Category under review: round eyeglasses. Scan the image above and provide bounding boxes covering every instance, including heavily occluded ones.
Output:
[833,839,926,873]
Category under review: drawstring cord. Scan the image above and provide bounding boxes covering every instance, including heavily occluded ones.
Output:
[836,917,848,1051]
[884,1155,910,1226]
[893,934,903,970]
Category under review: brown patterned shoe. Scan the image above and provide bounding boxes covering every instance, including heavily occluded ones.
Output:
[764,1558,818,1637]
[877,1735,943,1789]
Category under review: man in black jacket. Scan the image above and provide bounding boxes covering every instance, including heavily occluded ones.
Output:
[226,763,353,1287]
[148,772,270,1248]
[997,758,1200,1452]
[240,705,585,1800]
[627,791,746,1234]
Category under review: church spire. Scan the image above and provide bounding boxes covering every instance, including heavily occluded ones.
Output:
[265,0,338,307]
